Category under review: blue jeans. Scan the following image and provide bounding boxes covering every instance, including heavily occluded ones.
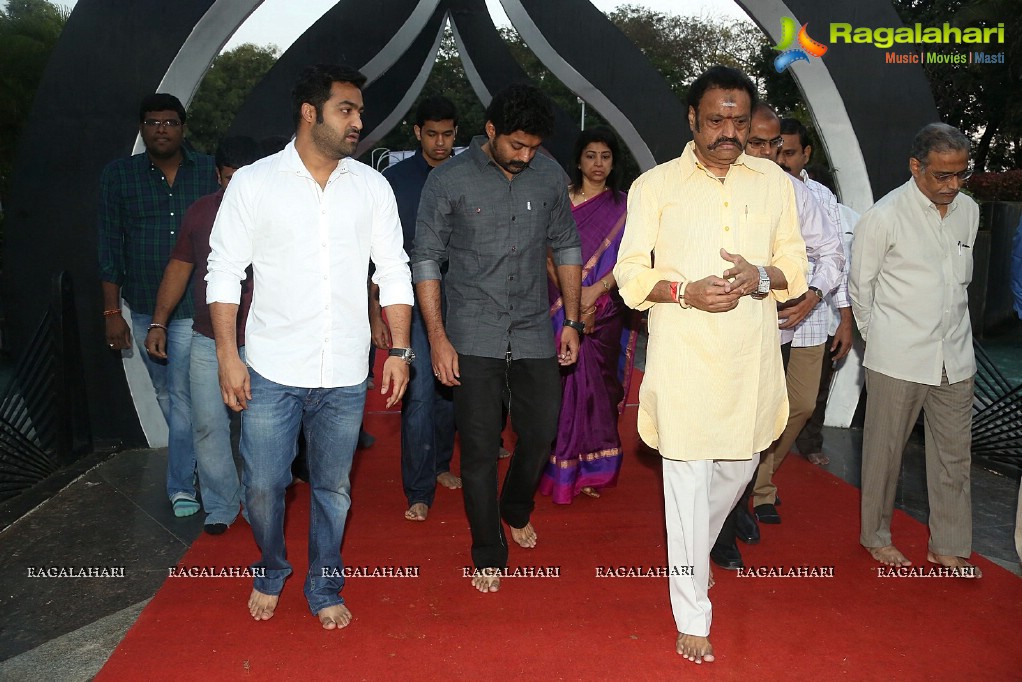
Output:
[130,312,196,500]
[190,333,245,525]
[241,368,365,614]
[401,305,455,507]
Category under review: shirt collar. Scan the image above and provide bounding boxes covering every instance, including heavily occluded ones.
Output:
[678,141,761,179]
[906,177,958,217]
[279,139,360,179]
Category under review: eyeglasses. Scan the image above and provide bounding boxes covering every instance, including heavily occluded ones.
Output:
[927,168,973,183]
[746,137,784,151]
[143,119,182,128]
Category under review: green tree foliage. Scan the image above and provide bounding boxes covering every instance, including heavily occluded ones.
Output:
[0,0,69,207]
[893,0,1021,171]
[186,42,279,154]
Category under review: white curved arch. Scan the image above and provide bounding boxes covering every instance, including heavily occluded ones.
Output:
[126,1,264,446]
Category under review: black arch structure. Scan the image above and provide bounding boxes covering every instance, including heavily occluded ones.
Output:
[3,0,938,448]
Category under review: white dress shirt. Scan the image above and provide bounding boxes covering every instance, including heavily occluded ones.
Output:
[850,178,978,385]
[207,142,413,388]
[782,176,845,347]
[826,203,859,335]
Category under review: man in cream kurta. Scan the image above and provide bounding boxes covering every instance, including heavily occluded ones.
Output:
[614,66,807,664]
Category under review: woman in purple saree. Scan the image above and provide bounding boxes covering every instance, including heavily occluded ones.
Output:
[540,127,637,504]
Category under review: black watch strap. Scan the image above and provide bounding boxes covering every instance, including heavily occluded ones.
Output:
[563,319,585,333]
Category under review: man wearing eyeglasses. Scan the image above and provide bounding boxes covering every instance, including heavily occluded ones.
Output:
[850,122,981,577]
[98,93,219,517]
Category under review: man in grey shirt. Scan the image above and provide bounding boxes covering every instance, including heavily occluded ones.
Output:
[411,84,583,593]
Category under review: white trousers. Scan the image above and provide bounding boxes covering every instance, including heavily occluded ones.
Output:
[663,455,759,636]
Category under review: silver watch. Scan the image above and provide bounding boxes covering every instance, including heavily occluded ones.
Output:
[755,266,770,296]
[387,347,416,364]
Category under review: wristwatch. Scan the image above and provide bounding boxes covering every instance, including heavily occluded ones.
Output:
[754,266,770,297]
[563,319,585,334]
[388,347,416,364]
[808,286,823,300]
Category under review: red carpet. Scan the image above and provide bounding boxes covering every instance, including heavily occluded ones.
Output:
[99,363,1022,680]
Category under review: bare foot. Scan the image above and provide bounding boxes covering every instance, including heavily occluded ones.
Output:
[806,451,830,466]
[868,545,912,567]
[248,589,279,621]
[404,502,428,521]
[927,551,982,578]
[581,486,601,498]
[317,604,353,630]
[708,567,715,589]
[471,567,501,593]
[498,447,512,459]
[509,522,537,548]
[436,472,462,489]
[676,633,715,664]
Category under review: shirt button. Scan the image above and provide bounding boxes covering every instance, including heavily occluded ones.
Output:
[724,226,730,231]
[512,216,516,222]
[511,245,517,252]
[170,211,175,216]
[724,201,729,207]
[170,231,175,235]
[509,275,515,281]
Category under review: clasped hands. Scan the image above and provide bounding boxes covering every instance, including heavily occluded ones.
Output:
[683,248,761,313]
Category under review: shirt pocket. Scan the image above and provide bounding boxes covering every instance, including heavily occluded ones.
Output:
[739,213,773,266]
[952,245,974,285]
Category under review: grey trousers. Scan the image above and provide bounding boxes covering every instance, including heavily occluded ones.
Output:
[860,368,974,556]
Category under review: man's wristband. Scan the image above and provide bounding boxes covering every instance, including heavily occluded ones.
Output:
[563,319,585,334]
[147,323,168,332]
[103,308,122,317]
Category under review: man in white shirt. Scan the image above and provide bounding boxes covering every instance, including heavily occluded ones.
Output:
[850,122,980,577]
[207,64,415,627]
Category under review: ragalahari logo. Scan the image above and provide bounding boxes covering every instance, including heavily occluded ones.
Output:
[772,17,828,72]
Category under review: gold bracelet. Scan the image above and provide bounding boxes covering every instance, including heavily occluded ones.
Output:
[600,279,610,291]
[103,308,122,316]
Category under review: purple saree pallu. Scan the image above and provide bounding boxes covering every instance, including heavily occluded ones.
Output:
[540,191,637,504]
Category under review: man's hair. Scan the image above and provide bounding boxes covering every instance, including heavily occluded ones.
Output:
[485,83,555,138]
[686,66,758,116]
[780,118,811,150]
[909,122,971,166]
[569,126,624,202]
[139,93,186,123]
[291,63,367,129]
[415,95,458,128]
[752,101,779,122]
[215,136,262,170]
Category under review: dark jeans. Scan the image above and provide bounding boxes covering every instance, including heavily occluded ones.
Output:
[454,353,560,569]
[795,335,835,455]
[401,305,456,506]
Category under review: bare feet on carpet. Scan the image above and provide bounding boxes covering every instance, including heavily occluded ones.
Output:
[868,545,912,567]
[248,589,279,621]
[581,486,600,498]
[317,604,353,629]
[805,451,830,465]
[498,447,512,459]
[927,551,982,578]
[676,633,715,664]
[404,502,428,521]
[472,568,501,593]
[510,522,537,548]
[708,567,715,589]
[436,471,462,489]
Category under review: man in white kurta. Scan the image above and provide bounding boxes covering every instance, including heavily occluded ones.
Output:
[614,66,807,664]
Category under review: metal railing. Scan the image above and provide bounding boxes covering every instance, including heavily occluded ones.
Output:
[0,272,92,503]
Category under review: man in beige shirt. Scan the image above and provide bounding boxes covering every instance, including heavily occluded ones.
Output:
[615,66,807,664]
[850,122,980,577]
